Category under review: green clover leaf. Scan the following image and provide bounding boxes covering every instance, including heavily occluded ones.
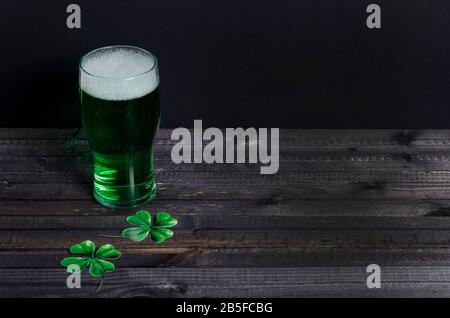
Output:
[60,240,121,278]
[122,211,177,243]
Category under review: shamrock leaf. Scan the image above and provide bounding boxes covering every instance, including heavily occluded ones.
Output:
[60,240,121,278]
[122,211,177,243]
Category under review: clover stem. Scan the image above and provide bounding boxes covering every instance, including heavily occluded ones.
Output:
[96,276,105,293]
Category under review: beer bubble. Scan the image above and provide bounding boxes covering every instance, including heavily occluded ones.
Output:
[80,46,159,101]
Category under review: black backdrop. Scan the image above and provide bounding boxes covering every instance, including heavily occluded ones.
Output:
[1,0,450,128]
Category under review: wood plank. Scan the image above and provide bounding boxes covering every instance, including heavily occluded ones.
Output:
[7,145,450,164]
[1,267,450,297]
[6,154,450,173]
[4,215,450,230]
[0,128,82,139]
[2,248,450,268]
[2,129,450,158]
[4,170,450,184]
[2,128,450,144]
[3,130,450,174]
[4,170,450,200]
[2,228,450,249]
[1,132,450,154]
[0,199,448,217]
[2,132,450,153]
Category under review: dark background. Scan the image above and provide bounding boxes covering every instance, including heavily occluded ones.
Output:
[1,0,449,128]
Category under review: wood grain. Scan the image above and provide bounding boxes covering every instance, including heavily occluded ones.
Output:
[2,267,450,297]
[2,129,450,297]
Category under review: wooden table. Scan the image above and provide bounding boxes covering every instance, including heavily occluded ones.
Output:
[2,129,450,297]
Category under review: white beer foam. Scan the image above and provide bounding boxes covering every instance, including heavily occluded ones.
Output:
[80,46,159,101]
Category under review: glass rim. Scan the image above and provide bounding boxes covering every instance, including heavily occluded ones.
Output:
[79,45,158,81]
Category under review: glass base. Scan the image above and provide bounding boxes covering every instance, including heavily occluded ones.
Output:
[93,183,157,209]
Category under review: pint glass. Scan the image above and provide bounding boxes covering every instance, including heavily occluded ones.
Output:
[79,46,160,208]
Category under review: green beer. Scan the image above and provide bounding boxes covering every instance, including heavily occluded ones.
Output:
[79,46,160,208]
